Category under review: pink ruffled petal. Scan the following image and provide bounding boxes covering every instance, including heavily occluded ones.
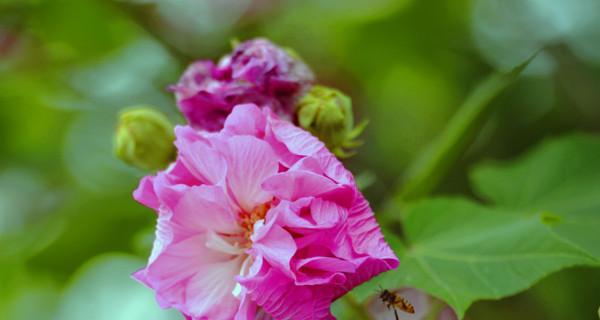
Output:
[133,167,193,213]
[262,170,339,201]
[293,256,356,285]
[173,185,240,235]
[206,231,245,256]
[267,199,315,230]
[172,60,215,100]
[334,257,398,299]
[310,198,348,227]
[269,117,325,157]
[180,93,231,132]
[296,256,357,274]
[250,219,296,277]
[291,152,355,185]
[184,255,245,319]
[234,285,273,320]
[149,210,175,263]
[152,172,189,212]
[132,212,174,290]
[168,158,201,186]
[239,267,335,320]
[223,104,266,137]
[223,135,278,212]
[175,126,226,185]
[268,198,345,231]
[234,291,257,320]
[347,194,398,263]
[174,125,205,147]
[133,175,159,209]
[188,141,227,184]
[138,234,240,316]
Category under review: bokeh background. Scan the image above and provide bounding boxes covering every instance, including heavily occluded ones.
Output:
[1,0,599,319]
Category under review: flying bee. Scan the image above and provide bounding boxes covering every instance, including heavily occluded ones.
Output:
[378,287,415,320]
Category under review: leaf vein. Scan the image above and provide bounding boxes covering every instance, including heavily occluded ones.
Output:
[421,250,586,263]
[413,255,459,307]
[467,262,500,296]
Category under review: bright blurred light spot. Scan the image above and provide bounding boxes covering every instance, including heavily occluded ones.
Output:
[565,9,600,66]
[142,0,251,55]
[155,0,251,34]
[0,168,64,259]
[472,0,600,73]
[0,169,52,235]
[67,38,177,111]
[63,111,142,194]
[56,254,181,320]
[310,0,413,22]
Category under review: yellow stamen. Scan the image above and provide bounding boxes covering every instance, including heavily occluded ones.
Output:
[239,203,271,245]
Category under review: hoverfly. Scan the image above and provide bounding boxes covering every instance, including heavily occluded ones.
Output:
[378,287,415,320]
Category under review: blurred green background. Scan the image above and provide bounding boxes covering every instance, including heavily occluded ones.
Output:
[1,0,599,319]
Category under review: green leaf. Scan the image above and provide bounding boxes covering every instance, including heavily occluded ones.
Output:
[471,134,600,259]
[352,134,600,318]
[352,198,598,318]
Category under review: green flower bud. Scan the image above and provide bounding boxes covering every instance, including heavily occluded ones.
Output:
[114,106,175,171]
[297,85,367,158]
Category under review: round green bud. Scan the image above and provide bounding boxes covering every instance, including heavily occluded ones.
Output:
[297,85,367,158]
[114,106,175,171]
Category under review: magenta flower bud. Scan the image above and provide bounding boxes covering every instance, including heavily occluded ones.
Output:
[172,38,314,131]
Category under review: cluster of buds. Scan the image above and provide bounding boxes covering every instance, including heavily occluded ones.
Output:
[115,38,368,169]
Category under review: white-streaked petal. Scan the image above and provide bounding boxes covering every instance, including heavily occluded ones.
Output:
[223,135,277,212]
[184,255,245,319]
[206,231,245,256]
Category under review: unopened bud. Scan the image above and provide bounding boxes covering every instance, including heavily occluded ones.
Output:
[297,85,367,158]
[114,106,175,170]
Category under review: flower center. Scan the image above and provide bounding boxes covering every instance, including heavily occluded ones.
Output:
[239,203,270,245]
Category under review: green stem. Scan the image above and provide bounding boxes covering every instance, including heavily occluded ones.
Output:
[397,54,536,203]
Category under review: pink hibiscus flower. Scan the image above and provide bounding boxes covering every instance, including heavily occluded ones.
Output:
[171,38,314,131]
[133,104,398,319]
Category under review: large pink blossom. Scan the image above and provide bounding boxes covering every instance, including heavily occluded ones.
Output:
[133,104,398,319]
[171,38,314,131]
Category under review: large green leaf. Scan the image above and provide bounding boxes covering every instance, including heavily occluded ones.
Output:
[353,198,598,318]
[471,134,600,259]
[351,134,600,318]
